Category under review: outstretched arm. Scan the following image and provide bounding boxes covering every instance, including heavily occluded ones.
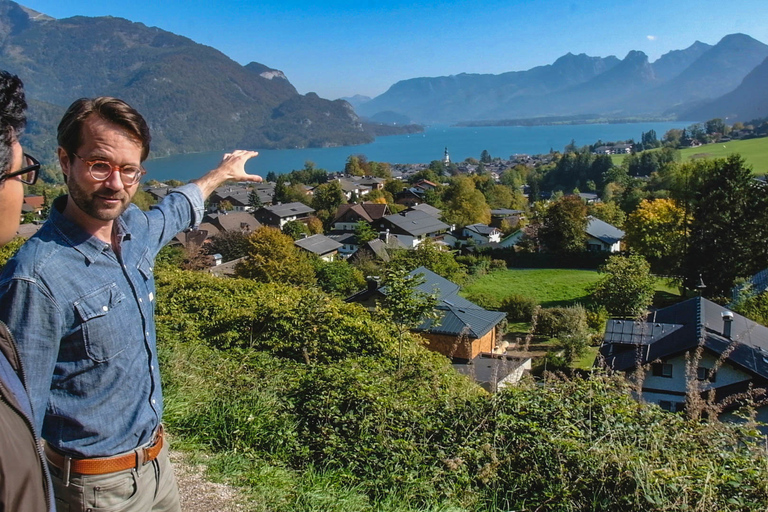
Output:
[191,150,262,199]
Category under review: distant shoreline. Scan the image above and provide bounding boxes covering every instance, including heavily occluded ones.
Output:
[455,115,685,128]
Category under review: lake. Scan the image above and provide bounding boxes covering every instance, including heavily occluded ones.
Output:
[143,122,690,182]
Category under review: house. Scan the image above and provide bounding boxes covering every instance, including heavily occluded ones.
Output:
[394,188,424,207]
[294,234,343,261]
[347,267,506,363]
[255,202,315,228]
[331,202,390,232]
[732,268,768,304]
[452,354,533,393]
[462,224,502,245]
[326,232,359,258]
[348,231,408,264]
[204,211,261,234]
[600,297,768,416]
[408,203,442,218]
[585,216,624,252]
[489,209,524,230]
[144,186,171,202]
[22,195,44,215]
[381,209,450,248]
[208,185,251,211]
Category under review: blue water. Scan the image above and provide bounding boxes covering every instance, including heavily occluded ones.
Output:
[143,122,690,182]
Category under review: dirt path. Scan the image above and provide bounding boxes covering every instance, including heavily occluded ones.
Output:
[171,450,247,512]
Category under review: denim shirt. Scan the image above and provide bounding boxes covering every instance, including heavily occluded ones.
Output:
[0,184,203,458]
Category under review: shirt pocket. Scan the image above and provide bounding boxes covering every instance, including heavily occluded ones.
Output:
[74,283,127,363]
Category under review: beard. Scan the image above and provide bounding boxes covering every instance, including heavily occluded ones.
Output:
[67,175,133,222]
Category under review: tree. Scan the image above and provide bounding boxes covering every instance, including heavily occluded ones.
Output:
[480,149,491,163]
[587,201,626,229]
[265,171,277,183]
[389,238,465,283]
[248,189,262,209]
[220,200,234,212]
[282,220,310,240]
[539,195,588,254]
[206,230,251,262]
[345,155,366,176]
[236,227,316,286]
[314,260,366,297]
[590,254,655,318]
[441,176,491,227]
[684,155,768,296]
[354,221,378,245]
[624,198,685,275]
[379,267,438,369]
[312,181,345,214]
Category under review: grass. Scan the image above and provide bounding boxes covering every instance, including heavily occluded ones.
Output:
[461,268,601,308]
[611,137,768,174]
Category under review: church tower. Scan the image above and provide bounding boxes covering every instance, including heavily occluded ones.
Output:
[443,147,450,165]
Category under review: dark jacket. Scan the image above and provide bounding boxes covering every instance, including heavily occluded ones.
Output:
[0,320,53,512]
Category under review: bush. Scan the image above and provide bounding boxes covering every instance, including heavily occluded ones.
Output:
[535,305,588,337]
[500,294,539,322]
[586,306,610,332]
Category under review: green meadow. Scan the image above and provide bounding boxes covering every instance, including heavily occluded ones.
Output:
[461,268,601,308]
[611,137,768,174]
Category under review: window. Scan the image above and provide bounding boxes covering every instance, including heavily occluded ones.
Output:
[659,400,673,411]
[697,366,716,382]
[651,363,673,378]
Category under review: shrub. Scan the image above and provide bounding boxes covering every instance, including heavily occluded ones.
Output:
[534,305,588,337]
[500,294,539,322]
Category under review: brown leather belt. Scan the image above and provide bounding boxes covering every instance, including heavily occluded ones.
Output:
[45,426,164,476]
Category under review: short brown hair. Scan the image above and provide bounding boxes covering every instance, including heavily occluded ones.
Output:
[57,97,151,161]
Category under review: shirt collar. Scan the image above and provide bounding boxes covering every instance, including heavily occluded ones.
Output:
[49,195,133,264]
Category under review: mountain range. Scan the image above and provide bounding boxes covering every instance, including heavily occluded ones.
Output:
[0,0,380,161]
[357,34,768,124]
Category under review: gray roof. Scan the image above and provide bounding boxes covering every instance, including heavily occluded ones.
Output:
[409,203,442,218]
[733,268,768,302]
[465,223,499,236]
[408,267,505,339]
[602,297,768,381]
[586,216,625,245]
[327,232,358,245]
[294,234,343,256]
[264,202,315,218]
[383,209,450,236]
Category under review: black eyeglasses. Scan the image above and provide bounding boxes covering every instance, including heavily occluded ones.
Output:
[1,153,40,185]
[73,153,146,186]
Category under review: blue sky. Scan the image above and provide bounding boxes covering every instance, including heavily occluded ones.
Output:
[19,0,768,100]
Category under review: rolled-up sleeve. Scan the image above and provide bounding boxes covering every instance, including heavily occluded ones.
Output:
[144,183,205,256]
[0,278,62,433]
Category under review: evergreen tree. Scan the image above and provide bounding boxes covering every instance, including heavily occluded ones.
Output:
[684,155,768,296]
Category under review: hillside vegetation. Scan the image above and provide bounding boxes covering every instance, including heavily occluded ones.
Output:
[156,268,768,511]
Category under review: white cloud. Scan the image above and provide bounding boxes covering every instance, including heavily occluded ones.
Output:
[647,35,657,41]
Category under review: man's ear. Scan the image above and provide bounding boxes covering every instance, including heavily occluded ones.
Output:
[57,147,70,184]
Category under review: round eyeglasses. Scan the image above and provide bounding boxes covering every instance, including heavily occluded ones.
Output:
[74,153,146,186]
[1,153,40,185]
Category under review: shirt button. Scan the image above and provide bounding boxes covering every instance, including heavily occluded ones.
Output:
[152,399,156,404]
[102,306,108,312]
[151,365,155,370]
[146,331,150,336]
[139,298,143,303]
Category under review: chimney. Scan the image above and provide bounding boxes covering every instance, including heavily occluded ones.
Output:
[721,311,734,339]
[366,276,380,293]
[379,229,390,243]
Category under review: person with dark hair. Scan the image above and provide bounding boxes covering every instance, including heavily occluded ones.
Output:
[0,96,261,511]
[0,69,54,512]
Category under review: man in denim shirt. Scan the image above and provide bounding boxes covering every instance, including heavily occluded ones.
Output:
[0,96,261,511]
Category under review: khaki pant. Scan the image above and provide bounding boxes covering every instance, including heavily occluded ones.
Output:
[48,440,180,512]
